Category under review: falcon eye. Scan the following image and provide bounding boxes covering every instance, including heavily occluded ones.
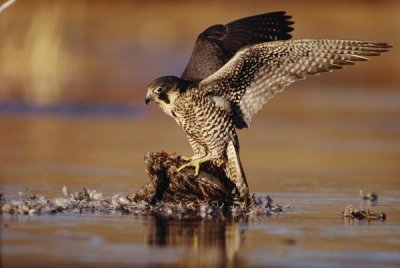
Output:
[154,86,164,94]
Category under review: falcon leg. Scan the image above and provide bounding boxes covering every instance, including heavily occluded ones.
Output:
[177,155,212,176]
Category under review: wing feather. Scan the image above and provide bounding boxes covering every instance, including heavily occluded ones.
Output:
[199,39,390,127]
[181,12,294,82]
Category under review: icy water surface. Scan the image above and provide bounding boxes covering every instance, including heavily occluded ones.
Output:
[1,89,400,267]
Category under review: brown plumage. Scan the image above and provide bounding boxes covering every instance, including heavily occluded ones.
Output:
[145,13,390,203]
[181,11,294,82]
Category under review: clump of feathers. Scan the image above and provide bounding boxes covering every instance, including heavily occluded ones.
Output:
[0,152,286,218]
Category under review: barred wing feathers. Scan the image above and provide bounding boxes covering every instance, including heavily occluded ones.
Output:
[200,39,390,127]
[181,11,294,82]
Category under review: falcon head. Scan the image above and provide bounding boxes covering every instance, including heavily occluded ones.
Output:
[145,76,191,106]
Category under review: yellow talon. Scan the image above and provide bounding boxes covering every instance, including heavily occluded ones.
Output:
[180,155,191,161]
[177,159,201,176]
[177,155,212,176]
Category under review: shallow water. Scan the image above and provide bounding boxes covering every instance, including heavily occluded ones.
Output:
[2,188,400,267]
[1,88,400,267]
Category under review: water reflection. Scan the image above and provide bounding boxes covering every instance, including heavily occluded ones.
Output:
[1,192,400,267]
[147,215,248,267]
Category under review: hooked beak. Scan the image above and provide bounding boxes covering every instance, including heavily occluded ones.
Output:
[145,92,153,105]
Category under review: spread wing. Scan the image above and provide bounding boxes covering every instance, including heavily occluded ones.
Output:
[181,11,294,82]
[199,39,390,128]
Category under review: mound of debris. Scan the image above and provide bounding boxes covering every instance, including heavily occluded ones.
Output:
[0,187,286,218]
[130,151,245,205]
[0,152,288,218]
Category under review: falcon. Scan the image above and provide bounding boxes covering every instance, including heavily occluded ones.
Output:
[145,12,390,202]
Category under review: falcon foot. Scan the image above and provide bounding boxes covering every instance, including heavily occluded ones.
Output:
[177,156,211,176]
[132,151,238,206]
[179,154,205,161]
[179,155,191,161]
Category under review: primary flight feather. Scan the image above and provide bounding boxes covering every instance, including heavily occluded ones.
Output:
[145,12,390,203]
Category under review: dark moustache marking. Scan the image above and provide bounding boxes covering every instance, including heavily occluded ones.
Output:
[158,90,170,104]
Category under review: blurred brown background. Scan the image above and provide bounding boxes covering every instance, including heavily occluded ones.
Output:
[0,0,399,105]
[1,3,399,266]
[1,0,399,191]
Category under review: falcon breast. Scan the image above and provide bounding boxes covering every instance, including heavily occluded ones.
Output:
[144,12,390,203]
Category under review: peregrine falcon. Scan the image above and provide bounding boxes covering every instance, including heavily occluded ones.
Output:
[145,12,390,202]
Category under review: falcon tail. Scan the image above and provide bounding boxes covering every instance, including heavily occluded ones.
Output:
[225,140,250,204]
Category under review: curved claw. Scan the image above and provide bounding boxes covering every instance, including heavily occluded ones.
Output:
[177,156,211,176]
[177,160,201,175]
[180,154,204,162]
[180,155,191,161]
